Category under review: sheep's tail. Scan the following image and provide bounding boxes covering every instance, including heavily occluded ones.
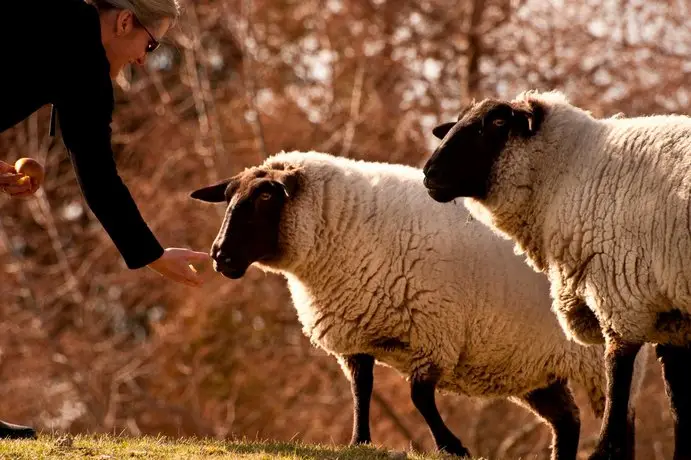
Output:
[571,343,650,419]
[629,343,651,415]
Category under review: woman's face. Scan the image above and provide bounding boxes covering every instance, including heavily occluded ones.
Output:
[103,9,171,78]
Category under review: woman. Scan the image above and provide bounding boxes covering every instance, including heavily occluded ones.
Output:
[1,0,210,438]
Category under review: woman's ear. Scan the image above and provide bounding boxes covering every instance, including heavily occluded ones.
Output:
[115,9,135,36]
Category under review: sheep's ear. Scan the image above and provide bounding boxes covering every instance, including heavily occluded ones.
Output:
[190,179,232,203]
[276,169,300,198]
[511,101,544,137]
[432,122,455,140]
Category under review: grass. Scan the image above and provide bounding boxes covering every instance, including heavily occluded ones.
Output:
[0,434,480,459]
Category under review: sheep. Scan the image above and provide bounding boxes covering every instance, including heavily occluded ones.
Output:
[421,89,689,460]
[190,150,644,460]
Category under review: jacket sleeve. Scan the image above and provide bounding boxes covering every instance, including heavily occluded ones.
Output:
[54,8,164,269]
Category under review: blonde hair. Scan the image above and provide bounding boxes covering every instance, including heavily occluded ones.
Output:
[89,0,181,27]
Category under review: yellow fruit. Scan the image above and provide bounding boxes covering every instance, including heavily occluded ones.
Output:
[14,158,45,188]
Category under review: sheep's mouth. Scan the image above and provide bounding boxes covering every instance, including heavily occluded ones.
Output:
[213,259,249,279]
[425,185,462,203]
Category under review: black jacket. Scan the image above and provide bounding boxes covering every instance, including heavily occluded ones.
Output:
[1,0,164,269]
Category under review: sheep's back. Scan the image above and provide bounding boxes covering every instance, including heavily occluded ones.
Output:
[269,155,595,397]
[534,113,691,343]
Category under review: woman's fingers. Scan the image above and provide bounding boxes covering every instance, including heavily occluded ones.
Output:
[0,173,25,186]
[4,182,33,195]
[0,161,16,174]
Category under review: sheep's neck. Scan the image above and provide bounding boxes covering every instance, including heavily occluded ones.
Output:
[289,177,381,283]
[478,132,579,271]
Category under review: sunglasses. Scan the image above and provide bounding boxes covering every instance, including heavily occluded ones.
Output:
[134,15,160,53]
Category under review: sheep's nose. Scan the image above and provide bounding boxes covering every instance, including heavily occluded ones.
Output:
[210,244,221,260]
[422,159,433,175]
[210,245,231,265]
[423,159,441,177]
[211,254,234,273]
[423,165,444,188]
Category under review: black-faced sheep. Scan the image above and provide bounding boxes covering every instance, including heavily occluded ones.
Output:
[192,150,644,459]
[422,89,687,460]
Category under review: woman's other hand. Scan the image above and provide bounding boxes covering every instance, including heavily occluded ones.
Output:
[0,161,28,196]
[0,159,43,198]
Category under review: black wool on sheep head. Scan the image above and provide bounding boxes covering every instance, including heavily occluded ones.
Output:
[422,97,544,203]
[190,163,301,279]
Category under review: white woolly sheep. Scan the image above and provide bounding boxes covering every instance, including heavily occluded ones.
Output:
[422,89,689,460]
[191,150,644,460]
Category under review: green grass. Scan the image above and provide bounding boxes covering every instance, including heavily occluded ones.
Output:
[0,434,479,459]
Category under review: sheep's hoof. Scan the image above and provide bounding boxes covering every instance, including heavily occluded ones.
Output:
[588,453,612,460]
[349,437,371,446]
[588,446,626,460]
[440,441,471,458]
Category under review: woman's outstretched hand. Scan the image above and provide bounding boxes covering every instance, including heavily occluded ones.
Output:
[147,248,211,287]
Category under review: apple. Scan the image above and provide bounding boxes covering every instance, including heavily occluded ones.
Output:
[14,158,45,190]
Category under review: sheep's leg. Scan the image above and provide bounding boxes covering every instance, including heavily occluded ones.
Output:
[655,343,691,460]
[589,338,642,460]
[624,409,636,460]
[343,354,375,445]
[0,419,36,439]
[410,370,470,457]
[518,379,580,460]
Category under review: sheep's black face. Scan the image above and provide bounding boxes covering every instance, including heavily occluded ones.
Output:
[423,98,542,202]
[190,164,299,279]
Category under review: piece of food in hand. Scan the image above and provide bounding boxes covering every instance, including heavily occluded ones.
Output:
[14,158,45,189]
[188,263,210,277]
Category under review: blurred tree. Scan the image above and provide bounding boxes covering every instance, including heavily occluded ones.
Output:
[0,0,687,458]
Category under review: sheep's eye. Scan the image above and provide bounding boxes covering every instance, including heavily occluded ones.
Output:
[258,192,272,201]
[493,119,506,127]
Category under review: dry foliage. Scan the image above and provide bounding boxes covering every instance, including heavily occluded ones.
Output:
[1,1,688,459]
